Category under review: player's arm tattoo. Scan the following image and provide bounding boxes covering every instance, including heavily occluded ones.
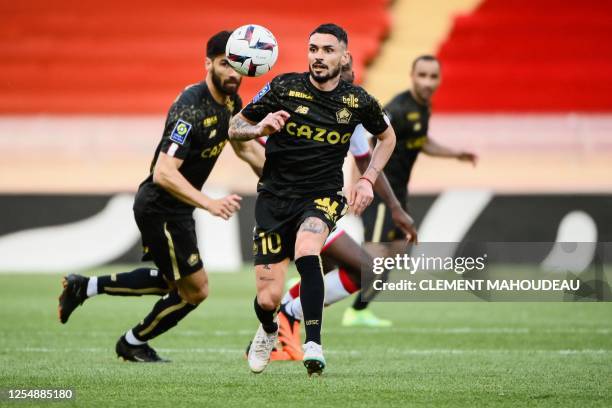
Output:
[229,114,261,141]
[258,264,275,281]
[299,217,327,234]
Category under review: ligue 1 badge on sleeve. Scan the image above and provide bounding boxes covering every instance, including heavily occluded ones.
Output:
[170,119,192,145]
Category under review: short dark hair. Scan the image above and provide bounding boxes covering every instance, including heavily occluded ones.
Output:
[207,31,232,59]
[412,55,440,72]
[310,23,348,46]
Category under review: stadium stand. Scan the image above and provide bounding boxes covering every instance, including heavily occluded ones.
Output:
[360,0,612,195]
[0,0,609,194]
[0,0,390,113]
[364,0,481,105]
[435,0,612,111]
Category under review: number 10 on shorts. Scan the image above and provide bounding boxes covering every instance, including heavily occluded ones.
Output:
[257,232,282,255]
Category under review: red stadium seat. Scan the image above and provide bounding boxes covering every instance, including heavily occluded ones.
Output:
[0,0,391,113]
[434,0,612,112]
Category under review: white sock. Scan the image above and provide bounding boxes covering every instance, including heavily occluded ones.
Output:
[284,270,353,321]
[86,276,98,298]
[281,291,294,305]
[287,297,304,321]
[125,329,146,346]
[323,269,351,305]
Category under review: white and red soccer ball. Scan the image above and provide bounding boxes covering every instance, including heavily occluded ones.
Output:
[226,24,278,77]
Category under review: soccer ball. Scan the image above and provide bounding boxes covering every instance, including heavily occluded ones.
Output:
[226,24,278,77]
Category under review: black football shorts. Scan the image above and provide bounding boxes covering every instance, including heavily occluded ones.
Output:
[134,212,203,281]
[253,191,348,265]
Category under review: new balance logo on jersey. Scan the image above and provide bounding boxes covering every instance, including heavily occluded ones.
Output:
[295,105,309,114]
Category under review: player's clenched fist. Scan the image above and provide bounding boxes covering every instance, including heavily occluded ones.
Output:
[206,194,242,220]
[258,111,290,136]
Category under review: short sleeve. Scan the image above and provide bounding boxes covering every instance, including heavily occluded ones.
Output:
[160,104,199,160]
[360,93,389,136]
[240,78,280,123]
[350,113,390,157]
[384,95,404,131]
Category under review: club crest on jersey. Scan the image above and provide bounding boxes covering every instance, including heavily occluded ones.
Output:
[336,107,352,124]
[252,83,270,103]
[170,119,192,145]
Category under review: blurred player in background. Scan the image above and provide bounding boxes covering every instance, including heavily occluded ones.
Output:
[58,31,265,362]
[229,23,395,376]
[349,55,478,322]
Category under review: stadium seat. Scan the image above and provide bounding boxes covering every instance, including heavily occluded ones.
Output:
[434,0,612,111]
[0,0,391,113]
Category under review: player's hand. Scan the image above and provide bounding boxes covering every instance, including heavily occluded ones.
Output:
[458,151,478,167]
[205,194,242,220]
[258,111,290,136]
[349,178,374,216]
[391,206,418,244]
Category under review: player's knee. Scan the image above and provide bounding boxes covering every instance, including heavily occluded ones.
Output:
[294,245,320,259]
[257,291,281,311]
[184,289,207,305]
[258,298,278,311]
[180,283,208,305]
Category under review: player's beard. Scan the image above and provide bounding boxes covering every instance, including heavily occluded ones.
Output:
[413,83,434,104]
[309,63,341,84]
[211,68,241,96]
[416,88,433,104]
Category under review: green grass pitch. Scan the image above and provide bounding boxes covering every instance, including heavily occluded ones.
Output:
[0,266,610,407]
